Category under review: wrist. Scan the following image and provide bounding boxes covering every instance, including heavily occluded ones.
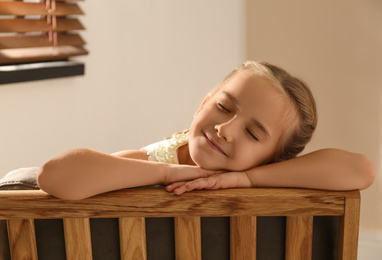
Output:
[243,168,258,188]
[161,163,173,185]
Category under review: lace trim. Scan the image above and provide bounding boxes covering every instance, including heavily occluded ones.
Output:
[143,132,189,164]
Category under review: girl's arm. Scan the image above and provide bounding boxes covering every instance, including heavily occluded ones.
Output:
[37,148,217,200]
[166,149,376,195]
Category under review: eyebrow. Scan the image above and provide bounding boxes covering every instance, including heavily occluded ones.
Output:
[223,91,238,105]
[222,91,271,137]
[251,118,270,137]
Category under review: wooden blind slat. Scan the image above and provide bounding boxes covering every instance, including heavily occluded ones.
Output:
[119,217,147,260]
[7,219,38,260]
[230,216,256,260]
[0,0,87,64]
[63,218,92,260]
[0,34,85,49]
[0,45,88,64]
[337,190,360,260]
[57,18,85,31]
[0,2,84,16]
[175,216,201,260]
[0,18,84,33]
[285,216,313,260]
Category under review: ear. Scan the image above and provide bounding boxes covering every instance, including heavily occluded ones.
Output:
[194,94,212,117]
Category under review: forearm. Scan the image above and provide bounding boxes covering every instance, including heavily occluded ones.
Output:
[246,149,376,190]
[38,148,169,200]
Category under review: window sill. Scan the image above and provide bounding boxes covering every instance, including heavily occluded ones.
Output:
[0,60,85,85]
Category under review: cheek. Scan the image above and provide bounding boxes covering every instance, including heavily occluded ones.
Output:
[188,140,217,170]
[237,143,279,169]
[190,110,205,128]
[236,149,264,170]
[189,112,213,136]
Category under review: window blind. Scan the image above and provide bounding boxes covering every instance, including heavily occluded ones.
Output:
[0,0,88,65]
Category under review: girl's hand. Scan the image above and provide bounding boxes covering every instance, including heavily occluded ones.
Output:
[163,164,222,185]
[166,171,253,195]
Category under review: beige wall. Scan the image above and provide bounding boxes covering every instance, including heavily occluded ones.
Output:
[0,1,245,174]
[246,0,382,231]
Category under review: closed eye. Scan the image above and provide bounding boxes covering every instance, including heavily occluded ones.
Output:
[246,128,259,141]
[217,103,230,113]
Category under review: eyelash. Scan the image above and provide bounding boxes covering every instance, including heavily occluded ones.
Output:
[217,103,259,141]
[246,129,259,141]
[217,103,230,113]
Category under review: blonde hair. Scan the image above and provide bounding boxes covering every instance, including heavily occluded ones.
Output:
[215,61,318,162]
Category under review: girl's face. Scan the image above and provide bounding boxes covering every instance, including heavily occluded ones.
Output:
[188,72,292,171]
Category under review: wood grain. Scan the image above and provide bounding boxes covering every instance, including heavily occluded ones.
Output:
[175,216,201,260]
[230,216,256,260]
[63,218,92,260]
[0,34,86,49]
[0,188,360,260]
[0,2,84,16]
[7,219,38,260]
[285,215,313,260]
[0,18,84,33]
[0,188,347,220]
[337,190,361,260]
[119,217,147,260]
[0,45,88,64]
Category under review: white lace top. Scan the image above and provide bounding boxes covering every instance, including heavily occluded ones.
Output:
[141,132,189,164]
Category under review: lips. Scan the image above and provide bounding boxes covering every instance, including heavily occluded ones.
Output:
[203,132,228,156]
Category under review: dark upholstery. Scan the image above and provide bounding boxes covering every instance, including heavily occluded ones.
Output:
[0,168,339,260]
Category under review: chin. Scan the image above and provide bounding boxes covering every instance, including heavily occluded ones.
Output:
[191,154,223,170]
[194,160,221,170]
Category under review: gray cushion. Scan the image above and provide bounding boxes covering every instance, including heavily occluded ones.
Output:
[0,167,40,190]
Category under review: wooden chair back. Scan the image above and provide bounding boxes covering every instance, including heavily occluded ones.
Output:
[0,188,360,260]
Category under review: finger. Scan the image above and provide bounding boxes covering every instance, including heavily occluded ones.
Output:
[173,183,196,195]
[174,179,210,195]
[186,180,207,190]
[173,186,187,195]
[173,181,200,195]
[166,182,186,192]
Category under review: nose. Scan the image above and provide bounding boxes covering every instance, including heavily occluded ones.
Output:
[214,119,236,143]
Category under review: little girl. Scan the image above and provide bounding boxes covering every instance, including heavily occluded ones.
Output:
[37,61,376,200]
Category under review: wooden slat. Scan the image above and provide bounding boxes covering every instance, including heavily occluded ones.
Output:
[0,2,84,16]
[337,190,360,260]
[285,215,313,260]
[63,218,92,260]
[119,217,147,260]
[230,216,256,260]
[0,189,347,220]
[0,45,88,64]
[54,2,84,15]
[7,219,38,260]
[0,18,85,33]
[174,216,201,260]
[0,34,85,49]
